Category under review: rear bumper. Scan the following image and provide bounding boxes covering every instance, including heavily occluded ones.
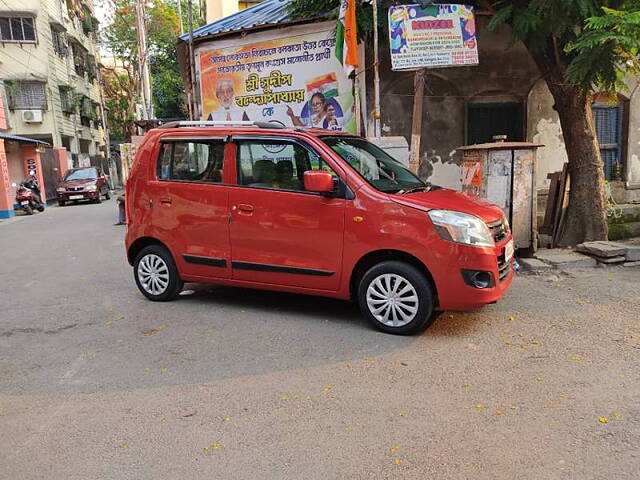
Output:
[430,238,514,311]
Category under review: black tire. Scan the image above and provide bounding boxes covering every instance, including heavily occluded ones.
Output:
[104,189,111,200]
[59,200,66,207]
[37,205,44,212]
[358,261,437,335]
[133,245,183,301]
[23,205,33,215]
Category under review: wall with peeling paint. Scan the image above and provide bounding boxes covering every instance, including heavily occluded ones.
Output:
[371,16,540,189]
[526,77,640,202]
[366,15,640,202]
[625,78,640,192]
[526,79,569,189]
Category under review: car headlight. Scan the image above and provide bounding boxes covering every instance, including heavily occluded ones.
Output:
[428,210,494,247]
[56,187,66,193]
[85,185,97,191]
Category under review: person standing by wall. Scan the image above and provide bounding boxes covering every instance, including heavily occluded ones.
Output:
[114,193,126,225]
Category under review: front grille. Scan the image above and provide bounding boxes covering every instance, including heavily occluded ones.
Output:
[67,186,84,191]
[497,249,510,282]
[487,219,507,243]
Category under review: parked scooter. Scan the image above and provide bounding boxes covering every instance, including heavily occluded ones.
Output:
[12,173,45,215]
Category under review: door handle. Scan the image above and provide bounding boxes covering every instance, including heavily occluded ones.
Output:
[159,196,172,205]
[237,203,254,212]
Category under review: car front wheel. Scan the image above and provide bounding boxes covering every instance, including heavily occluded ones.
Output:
[358,261,437,335]
[134,245,183,301]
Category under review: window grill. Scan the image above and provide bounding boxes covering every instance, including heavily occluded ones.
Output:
[0,16,36,43]
[51,26,68,57]
[8,82,47,110]
[592,103,623,181]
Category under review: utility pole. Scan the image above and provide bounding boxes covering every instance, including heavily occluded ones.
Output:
[372,0,381,137]
[135,0,154,120]
[187,0,197,120]
[409,69,425,174]
[177,0,184,35]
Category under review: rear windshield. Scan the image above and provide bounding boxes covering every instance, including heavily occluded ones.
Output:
[321,136,427,194]
[64,168,98,181]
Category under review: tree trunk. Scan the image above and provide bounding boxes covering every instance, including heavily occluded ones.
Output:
[545,82,608,246]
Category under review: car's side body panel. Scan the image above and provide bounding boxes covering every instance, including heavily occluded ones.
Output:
[126,126,513,312]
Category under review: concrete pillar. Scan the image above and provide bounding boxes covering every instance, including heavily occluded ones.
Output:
[20,145,47,207]
[0,139,15,218]
[53,147,69,182]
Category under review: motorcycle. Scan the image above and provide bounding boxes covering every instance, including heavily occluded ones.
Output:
[12,175,45,215]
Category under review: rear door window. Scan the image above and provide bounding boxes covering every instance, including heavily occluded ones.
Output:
[157,140,225,183]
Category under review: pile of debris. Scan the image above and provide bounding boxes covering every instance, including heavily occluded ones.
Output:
[575,241,640,267]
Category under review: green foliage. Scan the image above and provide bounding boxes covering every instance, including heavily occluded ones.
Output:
[487,0,640,93]
[101,0,191,139]
[289,0,375,41]
[566,6,640,91]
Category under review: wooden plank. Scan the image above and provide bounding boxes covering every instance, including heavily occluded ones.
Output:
[540,172,560,234]
[551,163,569,247]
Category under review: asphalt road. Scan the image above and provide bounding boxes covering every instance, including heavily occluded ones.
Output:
[0,199,639,479]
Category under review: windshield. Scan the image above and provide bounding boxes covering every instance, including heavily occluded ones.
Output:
[322,136,427,193]
[64,168,97,181]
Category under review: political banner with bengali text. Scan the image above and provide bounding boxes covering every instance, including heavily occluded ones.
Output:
[198,30,356,133]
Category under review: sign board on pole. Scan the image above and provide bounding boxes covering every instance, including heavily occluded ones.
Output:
[198,29,356,132]
[388,4,478,70]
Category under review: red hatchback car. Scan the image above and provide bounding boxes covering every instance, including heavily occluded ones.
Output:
[57,167,111,206]
[125,122,513,334]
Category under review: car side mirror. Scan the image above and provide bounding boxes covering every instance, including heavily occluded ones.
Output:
[303,170,334,193]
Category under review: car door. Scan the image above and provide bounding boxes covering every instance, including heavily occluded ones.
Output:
[149,138,231,279]
[228,137,346,291]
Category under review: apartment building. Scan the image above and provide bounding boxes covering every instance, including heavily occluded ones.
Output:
[204,0,262,24]
[0,0,107,188]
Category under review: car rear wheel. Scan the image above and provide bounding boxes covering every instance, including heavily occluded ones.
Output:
[358,261,437,335]
[134,245,183,301]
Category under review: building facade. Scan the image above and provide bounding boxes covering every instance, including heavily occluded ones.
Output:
[0,0,107,177]
[204,0,262,24]
[178,0,640,208]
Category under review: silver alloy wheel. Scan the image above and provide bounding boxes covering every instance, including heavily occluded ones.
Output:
[366,273,419,327]
[137,254,170,296]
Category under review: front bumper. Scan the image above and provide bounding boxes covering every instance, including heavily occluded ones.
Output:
[431,237,514,311]
[57,190,99,201]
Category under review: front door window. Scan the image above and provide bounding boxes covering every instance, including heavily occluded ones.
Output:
[237,139,335,192]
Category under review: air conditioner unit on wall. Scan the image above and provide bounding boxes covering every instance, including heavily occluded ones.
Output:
[22,110,43,123]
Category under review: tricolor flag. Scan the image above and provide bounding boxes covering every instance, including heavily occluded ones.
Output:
[335,0,358,77]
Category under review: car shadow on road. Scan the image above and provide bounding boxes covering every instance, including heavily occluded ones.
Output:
[179,283,366,329]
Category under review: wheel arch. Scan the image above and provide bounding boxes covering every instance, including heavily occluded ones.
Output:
[349,249,439,306]
[127,236,171,266]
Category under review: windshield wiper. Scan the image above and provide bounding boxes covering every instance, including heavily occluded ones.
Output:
[398,184,431,194]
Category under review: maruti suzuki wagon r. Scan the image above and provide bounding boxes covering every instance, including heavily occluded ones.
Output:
[125,121,513,334]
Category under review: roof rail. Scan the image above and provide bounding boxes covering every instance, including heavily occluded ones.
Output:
[159,120,287,129]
